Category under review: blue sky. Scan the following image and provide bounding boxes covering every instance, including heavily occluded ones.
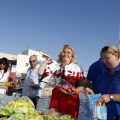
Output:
[0,0,120,71]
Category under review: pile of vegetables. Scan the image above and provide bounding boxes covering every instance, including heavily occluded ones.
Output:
[39,109,75,120]
[0,97,75,120]
[0,97,40,120]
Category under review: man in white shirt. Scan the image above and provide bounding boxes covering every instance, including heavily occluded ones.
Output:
[22,55,41,108]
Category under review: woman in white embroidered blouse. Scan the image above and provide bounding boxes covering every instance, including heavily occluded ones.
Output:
[38,45,85,119]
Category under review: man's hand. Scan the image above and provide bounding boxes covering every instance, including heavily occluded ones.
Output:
[30,84,39,90]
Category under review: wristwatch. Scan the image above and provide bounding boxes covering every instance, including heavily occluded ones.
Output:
[109,94,114,101]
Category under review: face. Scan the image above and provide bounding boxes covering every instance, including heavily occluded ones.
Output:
[61,47,73,64]
[29,56,38,68]
[102,52,119,69]
[0,61,6,70]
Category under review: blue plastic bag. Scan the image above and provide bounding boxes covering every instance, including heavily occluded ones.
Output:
[88,93,107,120]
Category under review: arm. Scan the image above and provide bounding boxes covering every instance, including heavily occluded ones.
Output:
[97,93,120,105]
[113,94,120,102]
[58,86,84,96]
[84,79,94,96]
[38,59,53,75]
[76,86,84,93]
[85,79,93,89]
[85,63,94,89]
[73,65,85,94]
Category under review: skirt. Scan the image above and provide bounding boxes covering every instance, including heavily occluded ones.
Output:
[49,88,80,119]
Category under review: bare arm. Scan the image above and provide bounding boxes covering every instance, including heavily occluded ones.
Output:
[76,86,84,94]
[97,94,120,105]
[38,59,53,75]
[113,94,120,102]
[84,79,94,96]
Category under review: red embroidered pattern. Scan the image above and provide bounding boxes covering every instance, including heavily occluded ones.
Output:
[41,66,85,85]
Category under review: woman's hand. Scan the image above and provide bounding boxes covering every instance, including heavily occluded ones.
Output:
[97,94,110,105]
[58,88,76,96]
[38,58,53,75]
[44,58,53,65]
[84,87,94,96]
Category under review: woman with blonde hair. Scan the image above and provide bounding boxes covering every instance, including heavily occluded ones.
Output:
[96,46,120,119]
[38,45,85,119]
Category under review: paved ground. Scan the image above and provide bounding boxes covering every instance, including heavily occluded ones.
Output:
[78,92,91,120]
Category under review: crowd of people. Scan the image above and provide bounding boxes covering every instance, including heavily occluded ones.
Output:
[0,44,120,120]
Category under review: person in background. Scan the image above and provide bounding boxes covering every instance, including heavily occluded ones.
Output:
[22,55,41,108]
[38,45,85,119]
[94,46,120,120]
[7,66,18,96]
[85,58,106,95]
[0,57,10,94]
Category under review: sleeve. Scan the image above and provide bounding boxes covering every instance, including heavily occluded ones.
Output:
[76,65,86,88]
[86,64,93,82]
[94,74,102,93]
[41,62,60,79]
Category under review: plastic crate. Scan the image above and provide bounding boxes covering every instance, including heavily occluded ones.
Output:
[36,97,51,113]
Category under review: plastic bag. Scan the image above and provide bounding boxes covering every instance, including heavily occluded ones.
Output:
[48,75,60,86]
[0,94,17,109]
[49,77,76,93]
[88,93,107,120]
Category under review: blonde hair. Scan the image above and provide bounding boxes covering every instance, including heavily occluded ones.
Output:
[57,45,78,64]
[100,46,120,59]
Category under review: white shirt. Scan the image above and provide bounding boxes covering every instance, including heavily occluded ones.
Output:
[0,70,9,94]
[22,64,41,98]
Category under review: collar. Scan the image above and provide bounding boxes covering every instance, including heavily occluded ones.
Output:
[105,64,120,74]
[115,64,120,72]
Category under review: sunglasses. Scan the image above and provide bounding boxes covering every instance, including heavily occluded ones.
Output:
[0,62,6,65]
[29,60,36,63]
